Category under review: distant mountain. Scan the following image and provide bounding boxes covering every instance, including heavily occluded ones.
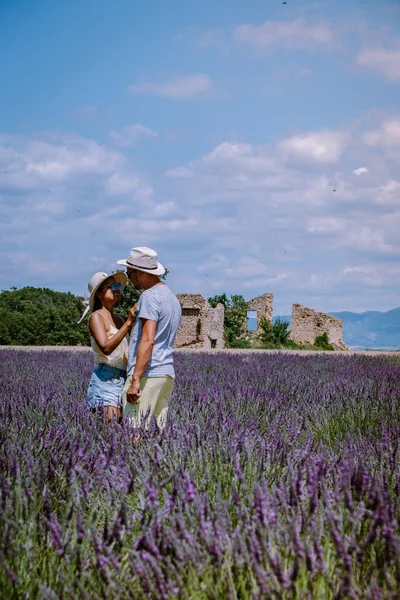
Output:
[274,308,400,350]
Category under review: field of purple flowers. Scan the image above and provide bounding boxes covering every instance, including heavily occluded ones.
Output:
[1,350,400,599]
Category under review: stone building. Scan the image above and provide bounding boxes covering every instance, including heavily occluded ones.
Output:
[175,294,225,349]
[246,293,274,334]
[290,303,347,350]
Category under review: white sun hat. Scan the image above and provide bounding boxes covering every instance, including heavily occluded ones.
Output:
[77,271,126,324]
[117,246,165,276]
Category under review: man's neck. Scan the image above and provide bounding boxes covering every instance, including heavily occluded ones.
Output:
[143,276,163,290]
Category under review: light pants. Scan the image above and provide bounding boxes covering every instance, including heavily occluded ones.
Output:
[122,375,174,431]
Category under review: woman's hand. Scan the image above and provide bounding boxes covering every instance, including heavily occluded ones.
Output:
[126,303,138,329]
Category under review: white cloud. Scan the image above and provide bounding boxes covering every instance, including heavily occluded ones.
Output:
[105,173,153,197]
[382,180,400,194]
[156,112,400,311]
[165,166,193,179]
[110,124,158,147]
[343,266,371,275]
[0,130,157,292]
[278,130,348,164]
[2,113,400,313]
[152,201,177,217]
[203,141,277,173]
[0,132,152,201]
[341,263,400,289]
[346,226,400,256]
[307,217,346,234]
[165,141,281,192]
[129,74,213,99]
[233,18,335,52]
[197,254,288,290]
[364,118,400,148]
[298,260,400,310]
[0,134,123,190]
[242,273,289,289]
[116,217,198,240]
[353,167,368,176]
[356,47,400,81]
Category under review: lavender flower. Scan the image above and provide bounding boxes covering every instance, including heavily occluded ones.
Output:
[0,349,399,598]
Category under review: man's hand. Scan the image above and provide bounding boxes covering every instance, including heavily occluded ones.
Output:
[127,376,141,404]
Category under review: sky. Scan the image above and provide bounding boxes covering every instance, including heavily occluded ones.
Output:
[0,0,399,315]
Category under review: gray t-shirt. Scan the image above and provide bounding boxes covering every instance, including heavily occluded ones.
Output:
[127,284,182,378]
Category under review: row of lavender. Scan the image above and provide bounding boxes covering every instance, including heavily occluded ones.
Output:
[1,350,399,599]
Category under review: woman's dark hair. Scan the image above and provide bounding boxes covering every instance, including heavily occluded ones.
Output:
[93,281,108,311]
[93,294,103,312]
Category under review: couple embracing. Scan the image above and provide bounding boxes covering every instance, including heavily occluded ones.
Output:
[79,246,182,431]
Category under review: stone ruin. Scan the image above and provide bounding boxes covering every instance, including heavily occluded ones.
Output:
[174,293,347,351]
[290,303,347,350]
[175,294,224,349]
[245,293,274,335]
[175,292,273,349]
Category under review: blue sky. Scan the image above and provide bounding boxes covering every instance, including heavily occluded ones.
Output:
[0,0,399,314]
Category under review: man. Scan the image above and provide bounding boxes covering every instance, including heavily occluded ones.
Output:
[117,246,182,430]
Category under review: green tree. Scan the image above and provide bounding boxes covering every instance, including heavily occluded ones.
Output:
[314,332,334,350]
[0,287,90,346]
[0,268,169,346]
[258,317,291,348]
[114,278,141,319]
[208,294,248,345]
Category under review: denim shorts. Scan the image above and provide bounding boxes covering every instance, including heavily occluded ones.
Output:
[87,364,127,409]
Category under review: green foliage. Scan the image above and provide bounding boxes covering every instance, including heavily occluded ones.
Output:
[258,317,292,348]
[208,294,248,346]
[314,332,334,351]
[0,270,169,346]
[208,293,230,309]
[228,337,253,349]
[114,278,141,319]
[0,287,90,346]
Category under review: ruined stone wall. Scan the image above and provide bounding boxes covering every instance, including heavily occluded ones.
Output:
[247,293,274,334]
[290,304,347,350]
[175,294,224,349]
[203,302,224,349]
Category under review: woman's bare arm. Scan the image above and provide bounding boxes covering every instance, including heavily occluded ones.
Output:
[89,306,136,355]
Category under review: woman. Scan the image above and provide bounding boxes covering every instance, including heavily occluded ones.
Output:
[78,271,137,421]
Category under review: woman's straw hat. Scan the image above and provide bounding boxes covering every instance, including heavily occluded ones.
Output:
[77,271,126,324]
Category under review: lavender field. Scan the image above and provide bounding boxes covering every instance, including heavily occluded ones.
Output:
[1,350,400,599]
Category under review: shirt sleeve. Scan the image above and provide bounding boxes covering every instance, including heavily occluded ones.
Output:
[138,290,160,322]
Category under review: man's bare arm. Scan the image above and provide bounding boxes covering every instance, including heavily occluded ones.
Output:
[127,318,157,404]
[133,318,156,378]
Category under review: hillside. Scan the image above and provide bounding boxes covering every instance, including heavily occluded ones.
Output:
[274,308,400,350]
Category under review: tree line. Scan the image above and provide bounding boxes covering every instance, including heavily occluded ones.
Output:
[0,281,141,346]
[0,286,334,349]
